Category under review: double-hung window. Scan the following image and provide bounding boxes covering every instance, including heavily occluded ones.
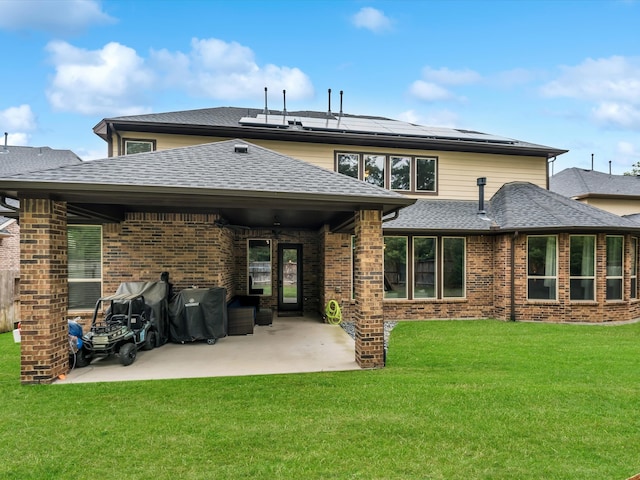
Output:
[68,225,102,310]
[606,236,624,300]
[527,235,557,300]
[336,152,437,193]
[569,235,595,301]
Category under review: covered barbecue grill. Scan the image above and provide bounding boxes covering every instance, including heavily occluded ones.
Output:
[169,287,227,344]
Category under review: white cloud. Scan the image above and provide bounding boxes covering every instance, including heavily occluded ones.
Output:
[408,66,481,103]
[409,80,454,102]
[617,141,640,158]
[540,56,640,130]
[0,105,36,145]
[45,41,155,116]
[0,0,115,34]
[0,104,37,131]
[43,37,313,116]
[420,67,481,86]
[396,110,420,124]
[397,109,459,128]
[3,132,29,146]
[150,38,314,101]
[352,7,392,33]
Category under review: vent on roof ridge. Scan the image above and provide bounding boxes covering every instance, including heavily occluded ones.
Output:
[234,144,249,153]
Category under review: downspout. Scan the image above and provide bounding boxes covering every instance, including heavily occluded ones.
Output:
[510,231,518,321]
[0,196,19,213]
[382,208,401,223]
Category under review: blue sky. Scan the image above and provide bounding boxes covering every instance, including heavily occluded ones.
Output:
[1,0,639,175]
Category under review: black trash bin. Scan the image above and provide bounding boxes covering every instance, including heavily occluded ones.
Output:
[169,287,227,344]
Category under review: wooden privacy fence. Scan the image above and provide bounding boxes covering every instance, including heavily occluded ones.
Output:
[0,270,19,333]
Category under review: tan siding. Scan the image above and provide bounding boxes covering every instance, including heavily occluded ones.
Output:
[581,198,640,216]
[111,131,548,199]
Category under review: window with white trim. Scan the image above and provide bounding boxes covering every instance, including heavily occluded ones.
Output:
[527,235,557,300]
[68,225,102,310]
[606,236,624,300]
[569,235,595,301]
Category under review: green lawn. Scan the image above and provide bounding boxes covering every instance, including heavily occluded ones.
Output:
[1,320,639,479]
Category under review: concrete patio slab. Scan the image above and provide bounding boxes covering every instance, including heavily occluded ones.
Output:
[58,315,359,384]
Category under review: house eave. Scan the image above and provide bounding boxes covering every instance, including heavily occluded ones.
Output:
[97,120,567,159]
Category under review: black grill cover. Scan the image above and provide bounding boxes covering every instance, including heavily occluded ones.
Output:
[169,287,227,342]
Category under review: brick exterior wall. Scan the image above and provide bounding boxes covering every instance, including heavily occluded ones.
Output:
[0,220,20,270]
[19,199,68,384]
[102,213,235,299]
[354,210,385,368]
[321,228,355,321]
[501,232,640,323]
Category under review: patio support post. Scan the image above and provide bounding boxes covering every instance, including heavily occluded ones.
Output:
[353,209,384,368]
[19,198,68,384]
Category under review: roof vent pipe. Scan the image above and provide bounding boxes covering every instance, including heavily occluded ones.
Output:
[339,90,343,115]
[282,89,287,116]
[327,88,332,116]
[591,153,594,171]
[609,160,612,175]
[3,132,7,152]
[477,177,487,214]
[263,87,269,114]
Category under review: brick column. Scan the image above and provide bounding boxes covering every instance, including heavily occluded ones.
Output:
[354,209,384,368]
[20,199,68,384]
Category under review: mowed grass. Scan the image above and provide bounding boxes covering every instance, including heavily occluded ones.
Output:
[1,320,639,479]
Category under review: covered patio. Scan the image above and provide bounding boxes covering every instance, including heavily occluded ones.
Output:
[60,315,358,384]
[0,139,414,384]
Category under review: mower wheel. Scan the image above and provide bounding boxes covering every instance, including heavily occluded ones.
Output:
[119,343,137,366]
[143,330,156,351]
[75,348,92,368]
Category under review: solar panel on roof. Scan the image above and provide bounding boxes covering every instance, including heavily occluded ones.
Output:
[238,112,516,144]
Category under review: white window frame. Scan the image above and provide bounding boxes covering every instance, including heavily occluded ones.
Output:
[68,225,102,310]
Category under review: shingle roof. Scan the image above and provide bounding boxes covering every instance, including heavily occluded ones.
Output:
[0,146,82,176]
[550,167,640,198]
[384,182,640,233]
[3,139,409,203]
[97,106,566,158]
[383,200,497,232]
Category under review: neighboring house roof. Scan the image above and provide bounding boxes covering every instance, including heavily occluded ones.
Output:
[0,145,83,217]
[0,139,414,230]
[0,215,14,238]
[384,182,640,234]
[94,106,567,159]
[0,145,82,176]
[550,167,640,199]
